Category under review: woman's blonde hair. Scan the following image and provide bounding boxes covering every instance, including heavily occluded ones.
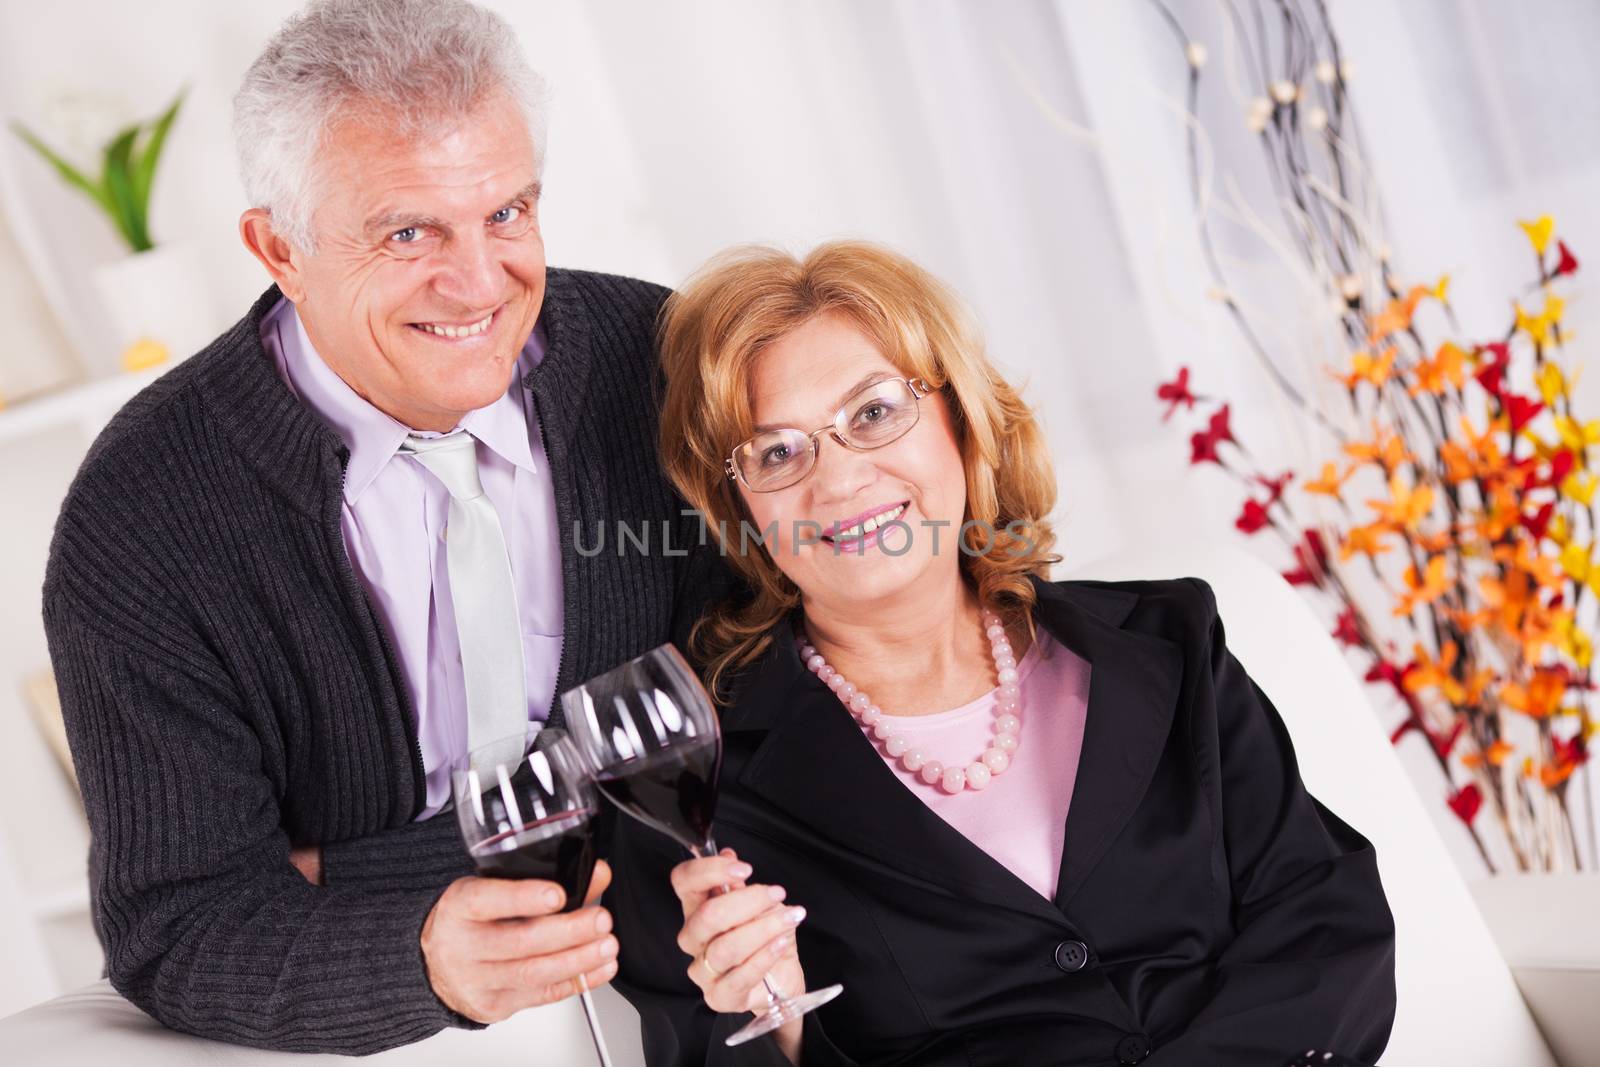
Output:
[658,240,1060,700]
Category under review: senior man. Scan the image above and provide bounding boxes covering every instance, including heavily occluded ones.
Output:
[42,0,718,1054]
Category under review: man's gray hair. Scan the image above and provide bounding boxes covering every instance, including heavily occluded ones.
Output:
[234,0,548,251]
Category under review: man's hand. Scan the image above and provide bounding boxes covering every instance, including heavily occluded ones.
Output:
[289,845,321,885]
[421,859,618,1023]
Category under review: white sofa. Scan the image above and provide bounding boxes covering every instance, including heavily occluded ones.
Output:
[0,541,1560,1065]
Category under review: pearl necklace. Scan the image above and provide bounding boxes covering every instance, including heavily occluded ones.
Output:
[797,609,1022,794]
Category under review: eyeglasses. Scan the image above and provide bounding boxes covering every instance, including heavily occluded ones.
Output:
[725,376,934,493]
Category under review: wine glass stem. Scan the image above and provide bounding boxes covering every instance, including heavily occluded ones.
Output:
[694,840,791,1008]
[576,975,614,1067]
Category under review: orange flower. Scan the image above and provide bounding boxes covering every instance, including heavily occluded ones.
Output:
[1368,290,1425,341]
[1331,347,1398,390]
[1345,426,1411,471]
[1367,473,1434,531]
[1499,668,1566,719]
[1461,739,1516,770]
[1394,555,1451,617]
[1339,522,1393,561]
[1303,462,1352,497]
[1409,341,1467,396]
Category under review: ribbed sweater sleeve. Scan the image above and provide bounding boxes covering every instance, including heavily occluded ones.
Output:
[42,602,463,1054]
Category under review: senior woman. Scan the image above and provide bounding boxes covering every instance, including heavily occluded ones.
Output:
[605,241,1396,1067]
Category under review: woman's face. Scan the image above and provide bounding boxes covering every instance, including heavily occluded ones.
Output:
[736,312,968,610]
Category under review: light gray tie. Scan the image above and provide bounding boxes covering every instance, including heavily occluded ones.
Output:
[402,433,528,762]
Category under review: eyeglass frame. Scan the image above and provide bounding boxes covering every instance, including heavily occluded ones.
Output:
[723,376,935,493]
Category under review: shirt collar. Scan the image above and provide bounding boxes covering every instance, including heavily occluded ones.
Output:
[268,299,545,504]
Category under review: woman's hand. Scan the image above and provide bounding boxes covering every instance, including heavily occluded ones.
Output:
[672,848,807,1060]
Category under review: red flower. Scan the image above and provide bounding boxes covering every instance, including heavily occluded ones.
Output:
[1503,393,1545,434]
[1539,450,1575,490]
[1188,405,1236,467]
[1254,470,1293,505]
[1553,732,1588,767]
[1157,366,1201,421]
[1553,240,1580,278]
[1332,607,1362,647]
[1236,498,1272,534]
[1282,528,1330,586]
[1522,500,1555,539]
[1448,783,1483,826]
[1432,719,1467,760]
[1475,343,1510,397]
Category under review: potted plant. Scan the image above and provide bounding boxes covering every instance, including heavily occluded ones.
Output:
[11,87,210,375]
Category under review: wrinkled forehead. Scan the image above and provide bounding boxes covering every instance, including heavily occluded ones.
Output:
[311,94,538,233]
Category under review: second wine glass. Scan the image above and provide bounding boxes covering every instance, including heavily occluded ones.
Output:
[562,644,843,1048]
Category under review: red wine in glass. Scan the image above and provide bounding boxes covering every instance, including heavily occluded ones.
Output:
[451,728,614,1067]
[592,737,719,853]
[470,807,598,912]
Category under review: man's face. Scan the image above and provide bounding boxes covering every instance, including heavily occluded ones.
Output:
[287,92,545,432]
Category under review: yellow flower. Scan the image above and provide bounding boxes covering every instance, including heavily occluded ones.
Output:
[1561,472,1598,506]
[121,338,170,373]
[1537,363,1567,406]
[1549,513,1570,545]
[1553,414,1600,454]
[1519,216,1554,256]
[1430,274,1451,303]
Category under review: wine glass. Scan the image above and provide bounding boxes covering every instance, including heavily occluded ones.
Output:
[451,726,613,1067]
[562,644,843,1047]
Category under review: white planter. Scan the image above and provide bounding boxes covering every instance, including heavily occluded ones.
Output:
[1471,874,1600,1067]
[90,242,225,379]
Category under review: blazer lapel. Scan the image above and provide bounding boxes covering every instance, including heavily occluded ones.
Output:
[1028,580,1186,910]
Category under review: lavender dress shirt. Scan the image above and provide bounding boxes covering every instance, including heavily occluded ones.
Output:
[262,297,564,818]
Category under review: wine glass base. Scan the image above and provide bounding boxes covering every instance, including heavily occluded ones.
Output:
[723,984,845,1047]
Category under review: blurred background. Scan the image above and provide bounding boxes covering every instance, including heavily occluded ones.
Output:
[0,0,1596,1036]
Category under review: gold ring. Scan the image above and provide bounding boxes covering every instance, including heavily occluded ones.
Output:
[701,952,724,980]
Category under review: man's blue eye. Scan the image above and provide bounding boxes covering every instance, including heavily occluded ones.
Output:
[391,227,420,244]
[492,205,522,225]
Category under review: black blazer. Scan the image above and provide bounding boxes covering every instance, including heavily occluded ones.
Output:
[606,577,1397,1066]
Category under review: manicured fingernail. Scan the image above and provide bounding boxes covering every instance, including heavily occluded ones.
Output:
[785,906,806,925]
[728,862,753,879]
[595,909,612,934]
[767,885,787,902]
[600,936,618,958]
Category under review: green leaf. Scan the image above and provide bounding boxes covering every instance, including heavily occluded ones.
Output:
[103,125,151,252]
[131,87,184,218]
[9,119,113,216]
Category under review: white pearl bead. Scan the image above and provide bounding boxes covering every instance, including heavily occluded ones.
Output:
[817,665,837,683]
[873,720,896,741]
[964,762,991,790]
[940,767,967,793]
[996,698,1021,715]
[798,644,816,659]
[902,747,927,772]
[997,667,1018,685]
[982,748,1011,773]
[885,735,909,758]
[993,733,1019,753]
[849,691,872,712]
[859,707,882,726]
[828,674,848,692]
[985,624,1005,640]
[994,655,1017,671]
[991,641,1012,658]
[920,760,945,784]
[998,683,1020,702]
[995,713,1021,735]
[806,654,825,671]
[838,682,857,701]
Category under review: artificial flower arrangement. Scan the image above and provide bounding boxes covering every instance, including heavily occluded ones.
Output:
[1159,219,1592,872]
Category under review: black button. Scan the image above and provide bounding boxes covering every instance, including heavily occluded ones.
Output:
[1115,1032,1151,1064]
[1052,939,1089,972]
